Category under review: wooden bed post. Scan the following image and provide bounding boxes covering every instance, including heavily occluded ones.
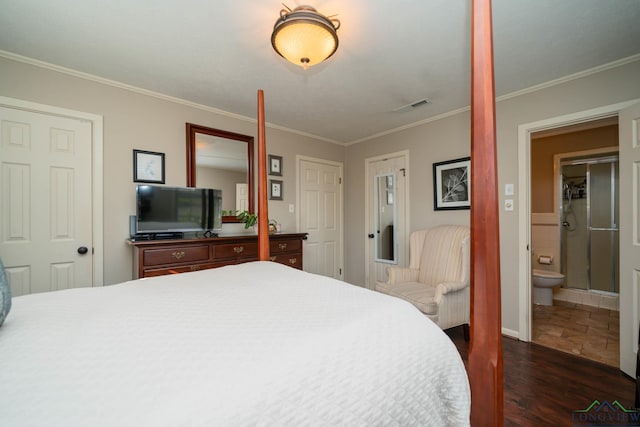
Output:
[469,0,504,426]
[257,89,270,260]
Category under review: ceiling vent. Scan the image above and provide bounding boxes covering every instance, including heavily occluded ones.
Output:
[392,98,431,112]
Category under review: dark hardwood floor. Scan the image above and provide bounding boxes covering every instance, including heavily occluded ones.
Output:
[446,327,636,426]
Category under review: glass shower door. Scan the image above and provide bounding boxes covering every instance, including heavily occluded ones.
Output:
[589,161,619,293]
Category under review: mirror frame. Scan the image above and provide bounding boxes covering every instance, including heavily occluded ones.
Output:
[186,123,254,223]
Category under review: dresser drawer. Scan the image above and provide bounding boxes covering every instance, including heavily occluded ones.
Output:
[269,239,302,254]
[142,245,211,267]
[214,242,258,259]
[130,233,306,279]
[143,262,222,277]
[270,253,303,269]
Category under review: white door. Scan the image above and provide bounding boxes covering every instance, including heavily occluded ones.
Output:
[365,152,408,290]
[618,101,640,376]
[0,106,94,295]
[235,183,248,211]
[298,158,343,279]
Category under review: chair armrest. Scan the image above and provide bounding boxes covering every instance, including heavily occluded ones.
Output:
[434,280,468,301]
[386,267,419,284]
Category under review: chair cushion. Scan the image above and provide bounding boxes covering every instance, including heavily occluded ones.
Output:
[0,257,11,327]
[375,281,438,315]
[418,226,468,286]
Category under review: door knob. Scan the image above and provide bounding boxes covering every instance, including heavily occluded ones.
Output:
[368,233,375,238]
[77,246,89,255]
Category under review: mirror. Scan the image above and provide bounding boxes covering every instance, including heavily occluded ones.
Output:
[375,173,396,263]
[186,123,254,222]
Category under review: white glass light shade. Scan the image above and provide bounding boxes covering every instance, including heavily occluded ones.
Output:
[271,6,340,68]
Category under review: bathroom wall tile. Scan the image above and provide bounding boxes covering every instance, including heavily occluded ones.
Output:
[553,289,571,302]
[584,293,602,308]
[599,296,619,311]
[531,223,561,273]
[567,291,583,304]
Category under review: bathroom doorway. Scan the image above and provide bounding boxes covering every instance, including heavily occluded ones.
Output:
[529,119,620,367]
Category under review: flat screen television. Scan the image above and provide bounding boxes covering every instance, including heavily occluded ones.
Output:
[136,185,222,234]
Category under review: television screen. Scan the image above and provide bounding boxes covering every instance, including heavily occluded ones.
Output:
[136,185,222,233]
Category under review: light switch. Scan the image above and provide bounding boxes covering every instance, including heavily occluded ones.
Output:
[505,183,514,196]
[504,199,514,211]
[288,204,295,213]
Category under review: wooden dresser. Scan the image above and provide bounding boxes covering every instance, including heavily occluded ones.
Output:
[129,233,307,278]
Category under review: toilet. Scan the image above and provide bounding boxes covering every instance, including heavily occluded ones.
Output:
[532,269,565,305]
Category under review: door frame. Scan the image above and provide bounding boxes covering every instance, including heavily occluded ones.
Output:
[517,99,638,342]
[296,155,344,279]
[0,96,104,286]
[364,150,410,289]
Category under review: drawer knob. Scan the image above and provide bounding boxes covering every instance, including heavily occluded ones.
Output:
[233,246,244,254]
[270,256,277,262]
[278,243,287,250]
[171,251,186,260]
[289,257,297,265]
[190,265,200,271]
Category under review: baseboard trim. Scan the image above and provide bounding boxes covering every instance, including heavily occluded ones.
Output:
[502,327,519,340]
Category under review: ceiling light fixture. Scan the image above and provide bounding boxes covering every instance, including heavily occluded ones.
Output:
[271,5,340,69]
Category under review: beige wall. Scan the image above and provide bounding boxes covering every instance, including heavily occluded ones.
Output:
[531,125,618,213]
[0,56,344,285]
[344,111,471,281]
[345,59,640,334]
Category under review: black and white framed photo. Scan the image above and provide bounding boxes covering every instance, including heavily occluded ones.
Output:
[268,154,283,176]
[433,157,470,210]
[269,179,283,200]
[133,150,165,184]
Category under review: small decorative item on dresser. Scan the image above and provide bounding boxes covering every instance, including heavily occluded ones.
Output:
[133,149,165,184]
[268,154,283,176]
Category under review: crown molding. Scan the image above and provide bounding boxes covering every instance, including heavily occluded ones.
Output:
[495,53,640,103]
[348,53,640,146]
[0,49,342,146]
[2,49,638,147]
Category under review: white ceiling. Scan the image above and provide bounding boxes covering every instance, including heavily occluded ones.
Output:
[1,0,639,144]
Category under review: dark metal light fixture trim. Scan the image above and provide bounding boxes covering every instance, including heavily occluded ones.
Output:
[271,5,340,69]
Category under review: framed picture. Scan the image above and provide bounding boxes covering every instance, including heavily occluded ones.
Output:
[268,154,283,176]
[433,157,470,210]
[133,150,165,184]
[269,179,283,200]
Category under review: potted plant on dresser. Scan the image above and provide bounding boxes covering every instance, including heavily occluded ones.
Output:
[236,211,278,234]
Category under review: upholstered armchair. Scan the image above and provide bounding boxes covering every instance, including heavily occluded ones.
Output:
[376,225,470,338]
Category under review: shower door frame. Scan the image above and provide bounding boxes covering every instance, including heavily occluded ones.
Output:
[558,152,619,294]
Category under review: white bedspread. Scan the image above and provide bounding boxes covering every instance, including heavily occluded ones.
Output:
[0,261,470,426]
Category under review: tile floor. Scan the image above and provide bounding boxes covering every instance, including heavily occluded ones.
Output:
[532,299,619,367]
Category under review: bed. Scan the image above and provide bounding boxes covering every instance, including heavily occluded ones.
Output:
[0,261,470,426]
